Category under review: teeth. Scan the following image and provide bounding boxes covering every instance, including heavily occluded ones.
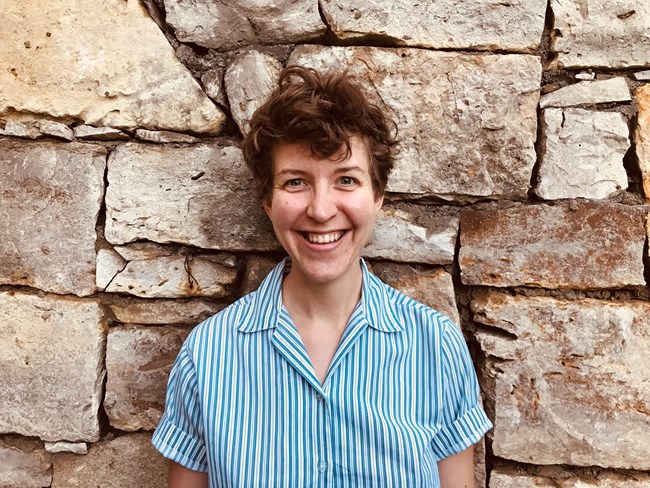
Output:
[306,232,344,244]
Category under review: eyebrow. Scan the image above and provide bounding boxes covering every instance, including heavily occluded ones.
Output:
[276,165,365,177]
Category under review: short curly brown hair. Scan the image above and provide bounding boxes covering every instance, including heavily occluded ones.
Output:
[242,66,398,202]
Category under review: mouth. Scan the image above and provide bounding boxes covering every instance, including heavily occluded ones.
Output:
[302,231,346,244]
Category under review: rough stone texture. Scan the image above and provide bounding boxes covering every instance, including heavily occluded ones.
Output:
[201,68,228,107]
[575,71,596,80]
[242,256,284,295]
[0,141,105,296]
[636,84,650,202]
[36,120,74,141]
[164,0,325,51]
[364,208,459,265]
[224,51,282,135]
[105,325,190,431]
[290,46,541,200]
[550,0,650,68]
[73,125,129,141]
[0,292,106,442]
[537,108,629,200]
[96,248,128,290]
[105,142,278,251]
[0,443,51,488]
[108,298,222,325]
[3,120,42,139]
[321,0,546,52]
[135,128,200,143]
[44,442,87,454]
[0,0,224,133]
[539,78,631,108]
[459,202,647,289]
[490,470,650,488]
[473,292,650,469]
[633,69,650,81]
[52,433,166,488]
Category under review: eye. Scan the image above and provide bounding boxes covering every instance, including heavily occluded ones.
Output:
[338,176,357,186]
[285,178,304,188]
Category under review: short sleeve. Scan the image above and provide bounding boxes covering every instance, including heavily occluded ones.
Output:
[430,319,493,460]
[151,341,208,472]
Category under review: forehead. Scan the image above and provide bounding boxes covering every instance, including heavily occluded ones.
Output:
[272,138,371,175]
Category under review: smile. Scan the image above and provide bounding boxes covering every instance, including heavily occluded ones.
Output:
[303,231,345,244]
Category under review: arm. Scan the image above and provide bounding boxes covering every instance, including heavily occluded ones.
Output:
[437,445,475,488]
[168,461,208,488]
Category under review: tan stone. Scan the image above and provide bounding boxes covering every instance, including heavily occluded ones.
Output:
[241,256,284,295]
[539,78,631,108]
[289,46,541,200]
[636,84,650,202]
[0,292,106,442]
[459,203,647,289]
[108,298,222,325]
[474,292,650,469]
[321,0,547,52]
[135,129,200,143]
[52,433,167,488]
[490,470,650,487]
[35,120,73,141]
[44,442,87,454]
[550,0,650,68]
[105,142,278,251]
[74,125,129,141]
[634,70,650,81]
[0,141,105,296]
[3,120,42,139]
[0,443,51,488]
[105,325,190,431]
[0,0,224,133]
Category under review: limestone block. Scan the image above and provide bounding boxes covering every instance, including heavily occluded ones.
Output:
[636,84,650,202]
[44,442,87,454]
[633,70,650,81]
[0,292,106,442]
[201,68,228,107]
[105,325,190,430]
[108,298,222,325]
[550,0,650,68]
[459,203,647,289]
[473,292,650,469]
[537,108,629,200]
[135,129,200,143]
[35,120,74,141]
[364,208,459,265]
[321,0,546,52]
[575,71,595,80]
[539,78,631,108]
[164,0,325,50]
[3,120,42,139]
[0,443,51,488]
[225,51,282,135]
[490,470,650,488]
[52,433,166,488]
[242,256,284,295]
[105,142,278,251]
[73,125,129,141]
[289,46,541,200]
[0,141,105,296]
[96,248,128,290]
[0,0,224,133]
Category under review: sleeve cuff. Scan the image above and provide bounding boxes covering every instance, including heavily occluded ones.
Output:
[431,402,493,461]
[151,416,208,473]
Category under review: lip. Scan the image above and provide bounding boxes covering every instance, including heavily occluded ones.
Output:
[298,230,348,251]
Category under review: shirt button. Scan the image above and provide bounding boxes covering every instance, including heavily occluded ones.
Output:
[316,393,324,402]
[317,460,328,472]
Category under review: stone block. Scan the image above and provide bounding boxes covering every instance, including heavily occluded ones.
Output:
[105,325,190,431]
[491,470,650,487]
[459,202,647,289]
[164,0,325,50]
[35,120,74,141]
[44,442,87,454]
[135,129,200,143]
[241,256,284,295]
[0,0,224,133]
[633,70,650,81]
[105,142,278,251]
[550,0,650,68]
[537,108,629,200]
[0,292,106,442]
[321,0,547,52]
[539,78,631,108]
[3,121,42,139]
[289,46,541,200]
[473,292,650,469]
[0,141,105,297]
[52,433,167,488]
[74,125,129,141]
[0,442,51,488]
[636,84,650,202]
[107,298,222,325]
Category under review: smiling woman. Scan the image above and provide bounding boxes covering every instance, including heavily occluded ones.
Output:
[152,66,492,488]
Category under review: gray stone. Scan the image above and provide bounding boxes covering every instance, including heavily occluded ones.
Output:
[105,325,190,431]
[35,120,74,141]
[537,108,629,200]
[474,292,650,469]
[459,202,647,289]
[0,0,224,133]
[164,0,326,50]
[135,129,200,143]
[52,433,166,488]
[0,292,106,442]
[96,248,128,290]
[3,120,42,139]
[74,125,129,141]
[550,0,650,68]
[490,470,650,488]
[321,0,547,52]
[107,298,222,325]
[539,78,631,108]
[636,84,650,202]
[225,51,282,136]
[0,443,51,488]
[633,70,650,81]
[105,142,278,251]
[44,442,87,454]
[575,71,595,80]
[289,46,541,200]
[364,208,458,265]
[201,68,228,107]
[0,141,105,296]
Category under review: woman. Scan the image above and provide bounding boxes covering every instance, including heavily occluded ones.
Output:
[153,66,492,487]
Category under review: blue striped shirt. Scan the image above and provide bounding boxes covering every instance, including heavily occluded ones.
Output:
[152,259,492,487]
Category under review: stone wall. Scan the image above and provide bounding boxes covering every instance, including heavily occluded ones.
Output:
[1,1,649,486]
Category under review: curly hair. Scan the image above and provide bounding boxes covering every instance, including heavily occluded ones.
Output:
[242,66,398,202]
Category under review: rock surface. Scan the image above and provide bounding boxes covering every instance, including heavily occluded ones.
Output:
[105,142,278,251]
[0,141,105,296]
[636,84,650,202]
[539,78,631,108]
[537,108,629,200]
[3,121,42,139]
[105,325,190,431]
[459,203,647,289]
[73,125,129,141]
[36,120,74,140]
[107,298,222,325]
[164,0,325,50]
[44,442,87,454]
[0,0,224,133]
[135,129,200,143]
[490,470,650,487]
[633,70,650,81]
[290,46,541,200]
[0,443,51,488]
[321,0,547,52]
[474,292,650,469]
[550,0,650,68]
[241,256,284,295]
[52,433,166,488]
[0,293,105,442]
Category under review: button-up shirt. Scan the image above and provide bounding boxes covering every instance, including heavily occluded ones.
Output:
[152,259,492,487]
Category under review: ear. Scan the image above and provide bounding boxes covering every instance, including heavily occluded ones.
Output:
[263,199,272,217]
[374,194,384,212]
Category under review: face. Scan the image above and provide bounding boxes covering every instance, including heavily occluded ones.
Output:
[264,137,383,287]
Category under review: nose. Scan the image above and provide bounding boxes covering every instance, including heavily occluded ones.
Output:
[306,188,337,222]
